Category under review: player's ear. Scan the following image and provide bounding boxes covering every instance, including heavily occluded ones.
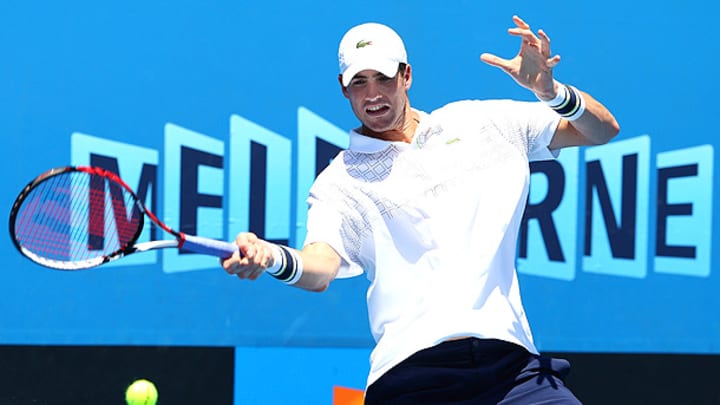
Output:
[338,74,350,98]
[403,64,412,90]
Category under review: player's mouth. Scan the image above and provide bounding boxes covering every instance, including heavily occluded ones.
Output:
[365,104,390,117]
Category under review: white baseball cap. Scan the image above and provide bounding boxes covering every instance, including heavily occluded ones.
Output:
[338,22,408,86]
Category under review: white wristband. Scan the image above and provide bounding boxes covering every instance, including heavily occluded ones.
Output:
[265,244,284,276]
[265,244,303,285]
[538,81,586,121]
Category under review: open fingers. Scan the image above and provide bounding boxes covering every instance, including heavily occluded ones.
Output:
[538,29,551,57]
[538,28,561,68]
[507,18,561,67]
[508,15,537,44]
[546,55,561,68]
[512,15,530,29]
[507,27,538,44]
[480,52,510,69]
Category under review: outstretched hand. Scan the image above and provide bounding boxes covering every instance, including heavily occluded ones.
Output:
[480,15,560,100]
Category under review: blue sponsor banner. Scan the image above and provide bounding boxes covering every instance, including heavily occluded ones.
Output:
[0,0,717,360]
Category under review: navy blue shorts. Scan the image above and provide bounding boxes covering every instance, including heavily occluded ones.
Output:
[365,338,581,404]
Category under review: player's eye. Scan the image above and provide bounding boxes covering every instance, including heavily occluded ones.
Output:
[349,78,367,86]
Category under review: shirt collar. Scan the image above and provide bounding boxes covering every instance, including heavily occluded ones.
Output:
[348,109,430,153]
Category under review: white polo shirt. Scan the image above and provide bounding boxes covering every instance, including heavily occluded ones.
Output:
[303,99,561,388]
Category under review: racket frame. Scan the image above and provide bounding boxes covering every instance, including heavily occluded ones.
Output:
[9,166,199,270]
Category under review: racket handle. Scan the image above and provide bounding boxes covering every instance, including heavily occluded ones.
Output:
[182,234,239,259]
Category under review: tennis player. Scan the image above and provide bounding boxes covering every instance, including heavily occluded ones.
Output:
[222,16,619,404]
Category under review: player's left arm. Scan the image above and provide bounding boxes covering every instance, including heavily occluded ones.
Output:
[548,86,620,149]
[480,15,620,149]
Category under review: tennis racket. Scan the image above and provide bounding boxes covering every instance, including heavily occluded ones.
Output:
[9,165,239,270]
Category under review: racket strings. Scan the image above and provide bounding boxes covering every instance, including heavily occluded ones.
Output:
[14,171,142,265]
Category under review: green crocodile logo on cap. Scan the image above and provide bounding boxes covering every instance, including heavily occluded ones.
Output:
[356,40,373,48]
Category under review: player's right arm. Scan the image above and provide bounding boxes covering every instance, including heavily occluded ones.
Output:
[295,242,342,292]
[221,232,341,293]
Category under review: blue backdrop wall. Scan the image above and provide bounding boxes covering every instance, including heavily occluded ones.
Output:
[1,1,717,403]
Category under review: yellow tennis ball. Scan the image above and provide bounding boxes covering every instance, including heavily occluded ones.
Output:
[125,379,158,405]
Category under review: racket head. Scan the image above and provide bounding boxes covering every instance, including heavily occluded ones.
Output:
[9,166,147,270]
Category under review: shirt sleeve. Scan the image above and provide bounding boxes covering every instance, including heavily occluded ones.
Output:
[303,189,365,279]
[523,102,562,161]
[435,99,561,162]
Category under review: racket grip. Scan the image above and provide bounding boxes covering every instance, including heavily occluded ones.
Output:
[182,235,239,259]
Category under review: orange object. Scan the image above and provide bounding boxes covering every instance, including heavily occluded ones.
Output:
[333,386,364,405]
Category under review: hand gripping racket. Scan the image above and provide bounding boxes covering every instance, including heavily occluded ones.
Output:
[9,166,239,270]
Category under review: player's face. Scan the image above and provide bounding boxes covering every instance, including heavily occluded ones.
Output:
[341,66,411,136]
